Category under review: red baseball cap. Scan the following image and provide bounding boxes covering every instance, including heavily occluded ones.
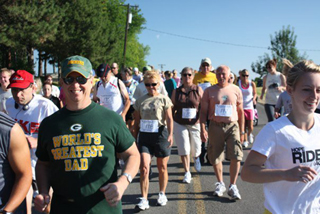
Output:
[7,70,34,89]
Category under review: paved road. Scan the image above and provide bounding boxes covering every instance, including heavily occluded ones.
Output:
[122,103,268,214]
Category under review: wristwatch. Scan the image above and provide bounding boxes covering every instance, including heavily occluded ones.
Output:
[122,172,132,183]
[240,132,245,135]
[0,208,12,214]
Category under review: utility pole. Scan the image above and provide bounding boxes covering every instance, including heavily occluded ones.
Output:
[158,64,166,71]
[122,4,138,68]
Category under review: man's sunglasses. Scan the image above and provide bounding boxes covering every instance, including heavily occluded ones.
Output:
[242,75,249,77]
[182,73,192,77]
[63,76,89,85]
[145,83,158,87]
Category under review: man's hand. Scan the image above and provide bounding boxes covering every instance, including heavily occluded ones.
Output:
[100,182,126,207]
[201,129,208,142]
[34,194,50,213]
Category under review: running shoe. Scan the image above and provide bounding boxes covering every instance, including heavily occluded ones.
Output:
[249,134,254,144]
[136,197,150,211]
[182,172,192,183]
[227,184,242,200]
[243,141,249,148]
[157,192,168,206]
[213,182,226,197]
[194,157,201,172]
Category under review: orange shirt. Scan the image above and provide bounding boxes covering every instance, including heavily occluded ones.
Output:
[201,84,242,123]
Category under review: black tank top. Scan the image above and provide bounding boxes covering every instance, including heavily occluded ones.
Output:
[0,112,16,209]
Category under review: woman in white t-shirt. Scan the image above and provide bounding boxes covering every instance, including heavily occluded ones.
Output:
[242,60,320,214]
[260,59,286,122]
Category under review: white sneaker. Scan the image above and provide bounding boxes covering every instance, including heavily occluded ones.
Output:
[228,184,242,200]
[194,157,201,172]
[249,134,254,144]
[136,197,150,211]
[243,141,249,148]
[213,182,226,197]
[157,192,168,206]
[182,172,192,183]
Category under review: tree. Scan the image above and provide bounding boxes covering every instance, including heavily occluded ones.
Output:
[251,26,307,78]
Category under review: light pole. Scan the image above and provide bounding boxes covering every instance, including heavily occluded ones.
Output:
[122,4,138,68]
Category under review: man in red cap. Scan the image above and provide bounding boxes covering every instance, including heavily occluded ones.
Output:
[5,69,58,214]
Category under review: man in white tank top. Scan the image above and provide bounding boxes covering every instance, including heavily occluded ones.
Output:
[93,63,130,121]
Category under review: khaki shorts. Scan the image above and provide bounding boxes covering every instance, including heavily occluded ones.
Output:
[207,121,243,165]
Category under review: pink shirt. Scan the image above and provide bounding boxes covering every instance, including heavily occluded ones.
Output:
[201,84,242,123]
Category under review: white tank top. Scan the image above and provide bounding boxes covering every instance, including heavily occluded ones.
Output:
[265,72,282,105]
[239,80,254,110]
[96,76,124,114]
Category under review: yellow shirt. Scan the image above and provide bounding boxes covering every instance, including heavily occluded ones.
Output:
[193,72,218,86]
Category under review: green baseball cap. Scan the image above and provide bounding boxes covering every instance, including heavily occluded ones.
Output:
[61,55,92,78]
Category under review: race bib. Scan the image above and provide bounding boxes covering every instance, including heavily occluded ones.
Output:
[140,120,158,133]
[215,104,232,117]
[182,108,197,119]
[100,95,112,105]
[198,82,211,91]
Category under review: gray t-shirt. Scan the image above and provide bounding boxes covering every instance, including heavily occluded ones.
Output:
[275,91,292,115]
[0,88,12,113]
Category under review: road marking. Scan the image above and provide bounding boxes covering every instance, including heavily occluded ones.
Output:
[178,167,187,214]
[193,172,206,213]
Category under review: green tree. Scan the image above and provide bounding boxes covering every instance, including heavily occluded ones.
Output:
[251,26,307,77]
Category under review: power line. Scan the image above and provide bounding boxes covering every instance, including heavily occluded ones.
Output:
[145,28,320,52]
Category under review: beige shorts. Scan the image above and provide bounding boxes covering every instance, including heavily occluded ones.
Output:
[207,121,243,165]
[173,122,201,157]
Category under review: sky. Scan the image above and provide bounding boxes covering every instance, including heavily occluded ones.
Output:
[122,0,320,79]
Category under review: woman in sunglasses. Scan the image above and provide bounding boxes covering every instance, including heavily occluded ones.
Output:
[260,59,286,122]
[171,67,203,183]
[238,69,257,148]
[133,70,173,210]
[242,60,320,214]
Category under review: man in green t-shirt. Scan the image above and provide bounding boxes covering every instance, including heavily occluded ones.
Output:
[34,55,140,214]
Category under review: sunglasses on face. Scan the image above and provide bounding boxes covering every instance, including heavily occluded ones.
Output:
[242,75,249,77]
[202,63,209,67]
[182,73,192,77]
[63,76,89,85]
[111,67,116,69]
[145,83,158,87]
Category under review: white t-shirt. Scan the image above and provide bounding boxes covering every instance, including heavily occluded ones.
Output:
[252,115,320,214]
[265,72,282,105]
[0,88,11,113]
[96,76,124,114]
[133,81,168,100]
[6,94,58,178]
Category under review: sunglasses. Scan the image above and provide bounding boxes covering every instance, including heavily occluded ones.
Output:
[242,75,249,77]
[201,63,209,67]
[63,76,89,85]
[182,73,192,77]
[145,83,158,87]
[111,67,116,69]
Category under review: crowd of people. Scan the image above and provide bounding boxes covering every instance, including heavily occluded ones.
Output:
[0,55,319,214]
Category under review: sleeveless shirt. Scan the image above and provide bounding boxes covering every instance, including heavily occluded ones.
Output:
[239,79,254,110]
[173,84,201,125]
[0,112,16,209]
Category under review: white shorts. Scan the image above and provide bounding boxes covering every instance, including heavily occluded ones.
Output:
[173,121,201,157]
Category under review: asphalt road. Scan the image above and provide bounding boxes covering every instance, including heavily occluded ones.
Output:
[121,103,268,214]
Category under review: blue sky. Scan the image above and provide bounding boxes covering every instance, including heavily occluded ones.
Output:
[124,0,320,79]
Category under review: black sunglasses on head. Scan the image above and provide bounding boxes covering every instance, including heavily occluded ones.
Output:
[182,73,192,77]
[63,76,89,85]
[145,83,158,87]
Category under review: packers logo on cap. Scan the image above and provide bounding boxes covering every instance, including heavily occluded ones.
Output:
[68,60,84,66]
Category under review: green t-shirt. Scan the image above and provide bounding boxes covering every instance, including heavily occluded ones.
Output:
[36,102,134,214]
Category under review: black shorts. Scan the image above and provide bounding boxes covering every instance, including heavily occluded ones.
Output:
[138,126,171,158]
[125,105,135,121]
